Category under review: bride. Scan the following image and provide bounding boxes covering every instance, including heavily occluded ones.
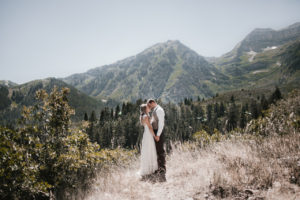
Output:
[138,104,158,178]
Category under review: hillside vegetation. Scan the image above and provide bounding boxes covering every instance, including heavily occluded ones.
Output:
[0,87,135,199]
[86,89,300,200]
[0,86,299,199]
[0,78,105,125]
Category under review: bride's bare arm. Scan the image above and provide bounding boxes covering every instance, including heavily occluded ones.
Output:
[143,116,156,137]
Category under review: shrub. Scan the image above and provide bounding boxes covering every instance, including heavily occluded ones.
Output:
[0,87,136,199]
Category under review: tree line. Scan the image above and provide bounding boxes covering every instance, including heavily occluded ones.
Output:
[84,87,283,151]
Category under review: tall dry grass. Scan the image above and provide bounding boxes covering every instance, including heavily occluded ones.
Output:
[83,133,299,200]
[209,133,300,199]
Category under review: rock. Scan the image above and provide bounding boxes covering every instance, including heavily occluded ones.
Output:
[211,186,228,198]
[245,189,254,195]
[248,197,265,200]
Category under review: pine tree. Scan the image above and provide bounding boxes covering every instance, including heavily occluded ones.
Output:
[226,103,238,131]
[250,100,259,119]
[220,102,226,117]
[274,86,282,100]
[240,105,247,129]
[98,123,112,148]
[115,105,120,119]
[110,108,114,119]
[84,112,88,121]
[87,122,96,142]
[197,96,201,102]
[214,103,220,118]
[99,110,105,124]
[245,103,249,111]
[100,107,110,122]
[184,98,192,105]
[260,94,269,110]
[269,86,282,104]
[230,95,235,103]
[206,104,213,122]
[121,102,126,115]
[89,110,96,122]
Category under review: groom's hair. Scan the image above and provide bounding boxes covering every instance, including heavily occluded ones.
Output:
[147,99,156,104]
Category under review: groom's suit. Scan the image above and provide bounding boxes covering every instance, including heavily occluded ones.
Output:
[151,105,166,180]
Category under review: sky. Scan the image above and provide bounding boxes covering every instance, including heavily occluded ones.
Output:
[1,0,300,84]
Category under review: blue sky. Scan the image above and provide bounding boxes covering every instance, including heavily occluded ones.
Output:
[1,0,300,84]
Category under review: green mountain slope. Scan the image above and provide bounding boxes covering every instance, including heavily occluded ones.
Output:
[0,78,104,125]
[64,40,228,102]
[211,22,300,92]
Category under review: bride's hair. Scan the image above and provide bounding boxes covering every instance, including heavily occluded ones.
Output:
[140,104,148,125]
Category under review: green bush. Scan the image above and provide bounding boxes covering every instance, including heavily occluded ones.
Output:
[192,128,223,148]
[0,87,135,199]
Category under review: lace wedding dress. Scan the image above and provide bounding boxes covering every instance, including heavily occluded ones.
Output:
[138,114,158,176]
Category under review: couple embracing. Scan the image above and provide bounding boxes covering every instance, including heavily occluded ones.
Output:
[138,99,166,182]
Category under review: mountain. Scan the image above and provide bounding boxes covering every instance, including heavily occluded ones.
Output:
[210,22,300,92]
[2,23,299,107]
[64,40,228,102]
[63,23,300,103]
[214,39,300,91]
[0,80,18,88]
[218,22,300,63]
[0,78,104,125]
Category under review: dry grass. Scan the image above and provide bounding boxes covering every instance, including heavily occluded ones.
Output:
[209,133,300,199]
[83,133,299,200]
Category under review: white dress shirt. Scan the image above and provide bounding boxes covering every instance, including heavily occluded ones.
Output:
[154,105,165,137]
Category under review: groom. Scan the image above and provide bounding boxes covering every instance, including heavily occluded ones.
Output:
[147,99,166,182]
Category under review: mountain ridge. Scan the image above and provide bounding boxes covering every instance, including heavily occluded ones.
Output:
[2,22,300,104]
[0,80,18,88]
[63,21,300,102]
[63,40,228,102]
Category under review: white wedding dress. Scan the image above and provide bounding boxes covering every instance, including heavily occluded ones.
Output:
[138,114,158,176]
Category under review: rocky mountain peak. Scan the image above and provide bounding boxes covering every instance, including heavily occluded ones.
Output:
[141,40,190,54]
[245,28,275,40]
[285,22,300,30]
[234,22,300,55]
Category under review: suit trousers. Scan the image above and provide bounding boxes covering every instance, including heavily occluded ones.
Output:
[154,129,166,173]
